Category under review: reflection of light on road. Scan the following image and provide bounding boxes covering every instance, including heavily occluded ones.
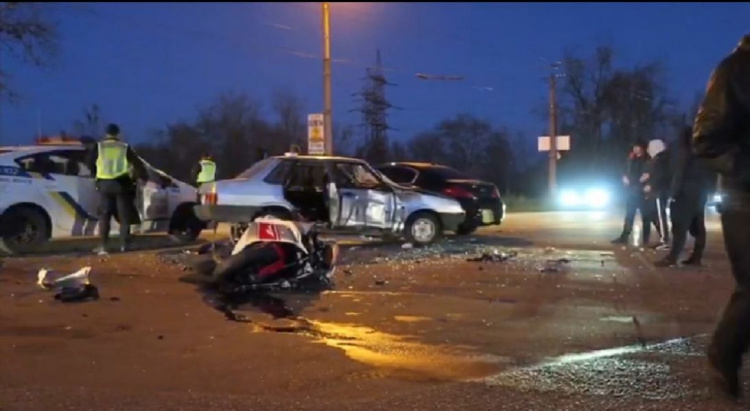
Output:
[632,223,642,247]
[305,320,503,381]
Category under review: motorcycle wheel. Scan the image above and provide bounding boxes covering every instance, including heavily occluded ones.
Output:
[211,246,259,290]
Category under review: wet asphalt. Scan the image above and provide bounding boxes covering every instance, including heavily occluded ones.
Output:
[0,210,743,410]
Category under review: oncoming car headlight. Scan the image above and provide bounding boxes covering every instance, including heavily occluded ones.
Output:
[558,188,611,209]
[560,190,580,206]
[585,189,610,208]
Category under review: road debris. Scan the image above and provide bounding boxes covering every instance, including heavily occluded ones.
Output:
[467,250,518,263]
[37,267,100,303]
[540,258,571,273]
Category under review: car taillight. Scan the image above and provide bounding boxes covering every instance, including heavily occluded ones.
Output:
[203,193,218,205]
[443,185,474,199]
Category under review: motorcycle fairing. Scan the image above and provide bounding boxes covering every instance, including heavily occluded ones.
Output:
[231,217,310,256]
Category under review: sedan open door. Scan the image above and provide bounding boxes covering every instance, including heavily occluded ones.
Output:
[324,161,397,230]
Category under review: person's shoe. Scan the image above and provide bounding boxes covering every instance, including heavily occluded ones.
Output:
[93,245,108,256]
[654,257,677,267]
[707,345,741,400]
[681,256,702,267]
[653,242,670,251]
[611,236,628,245]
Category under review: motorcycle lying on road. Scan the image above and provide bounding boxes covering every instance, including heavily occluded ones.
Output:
[207,218,338,294]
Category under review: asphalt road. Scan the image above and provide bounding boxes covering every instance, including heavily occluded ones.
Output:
[0,210,742,410]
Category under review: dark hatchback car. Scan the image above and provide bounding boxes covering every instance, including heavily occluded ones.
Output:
[376,162,505,235]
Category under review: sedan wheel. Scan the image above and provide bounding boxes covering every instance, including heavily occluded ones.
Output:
[404,212,442,246]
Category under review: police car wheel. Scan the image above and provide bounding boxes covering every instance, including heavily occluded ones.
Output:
[0,206,50,254]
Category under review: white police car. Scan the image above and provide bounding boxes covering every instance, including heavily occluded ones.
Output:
[0,136,204,254]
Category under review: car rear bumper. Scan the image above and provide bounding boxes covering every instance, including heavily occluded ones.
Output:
[193,205,262,223]
[459,198,505,227]
[438,212,465,232]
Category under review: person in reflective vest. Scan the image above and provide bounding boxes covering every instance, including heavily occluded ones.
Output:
[86,123,147,255]
[193,154,217,186]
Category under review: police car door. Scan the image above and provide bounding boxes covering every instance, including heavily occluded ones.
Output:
[139,165,170,223]
[328,161,395,229]
[60,149,100,235]
[18,150,98,236]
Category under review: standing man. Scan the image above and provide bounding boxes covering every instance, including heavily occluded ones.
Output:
[192,153,217,187]
[612,141,653,246]
[654,127,711,268]
[692,34,750,399]
[87,124,147,255]
[644,139,672,249]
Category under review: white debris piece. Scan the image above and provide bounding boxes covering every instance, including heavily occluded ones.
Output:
[401,243,414,249]
[37,267,92,291]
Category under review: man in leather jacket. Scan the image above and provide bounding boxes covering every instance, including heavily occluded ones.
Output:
[612,141,652,245]
[692,34,750,400]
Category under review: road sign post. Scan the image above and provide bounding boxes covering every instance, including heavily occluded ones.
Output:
[537,135,571,152]
[307,113,325,155]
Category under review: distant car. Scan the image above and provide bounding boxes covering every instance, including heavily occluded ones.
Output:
[375,162,504,235]
[0,136,204,254]
[556,179,616,210]
[707,192,724,212]
[193,154,466,246]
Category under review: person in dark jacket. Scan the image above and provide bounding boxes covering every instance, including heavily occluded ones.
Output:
[612,141,653,245]
[654,128,711,267]
[692,35,750,400]
[644,139,672,249]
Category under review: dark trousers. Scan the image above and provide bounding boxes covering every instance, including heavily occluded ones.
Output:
[711,199,750,365]
[621,194,652,244]
[666,195,707,261]
[652,192,670,243]
[97,179,131,247]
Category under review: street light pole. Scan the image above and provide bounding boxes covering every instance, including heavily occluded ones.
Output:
[322,2,334,155]
[548,72,558,195]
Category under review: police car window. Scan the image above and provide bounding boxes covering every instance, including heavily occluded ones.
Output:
[16,151,91,177]
[335,162,381,188]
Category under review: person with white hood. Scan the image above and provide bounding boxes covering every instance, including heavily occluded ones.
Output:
[643,138,671,249]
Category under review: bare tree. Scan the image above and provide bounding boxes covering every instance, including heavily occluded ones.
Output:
[271,88,307,150]
[557,45,675,175]
[0,2,58,100]
[332,123,355,156]
[72,103,102,136]
[559,45,614,171]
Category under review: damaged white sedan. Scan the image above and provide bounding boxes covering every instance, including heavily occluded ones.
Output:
[193,154,465,246]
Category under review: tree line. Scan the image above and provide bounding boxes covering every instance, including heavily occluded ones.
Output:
[2,3,704,198]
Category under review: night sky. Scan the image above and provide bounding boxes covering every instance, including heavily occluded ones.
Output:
[0,2,747,158]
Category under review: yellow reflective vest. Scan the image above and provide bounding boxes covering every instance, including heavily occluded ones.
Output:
[96,138,130,180]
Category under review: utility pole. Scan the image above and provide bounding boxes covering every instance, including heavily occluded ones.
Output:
[322,2,334,155]
[548,72,558,195]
